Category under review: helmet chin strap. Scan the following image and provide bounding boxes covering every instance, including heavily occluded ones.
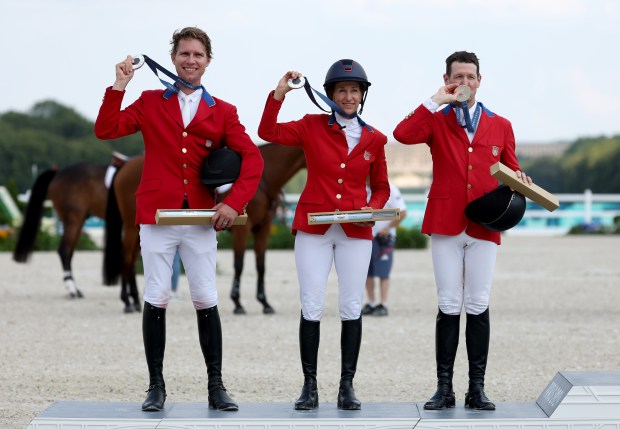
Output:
[300,78,372,131]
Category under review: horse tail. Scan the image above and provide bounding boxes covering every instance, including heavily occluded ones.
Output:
[13,169,57,262]
[102,175,122,285]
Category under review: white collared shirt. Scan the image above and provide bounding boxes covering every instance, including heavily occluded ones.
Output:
[335,112,363,154]
[178,88,203,127]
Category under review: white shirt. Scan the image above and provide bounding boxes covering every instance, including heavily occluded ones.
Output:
[178,88,203,128]
[334,112,362,154]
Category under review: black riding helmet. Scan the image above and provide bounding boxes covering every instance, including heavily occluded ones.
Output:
[465,185,526,232]
[200,147,241,190]
[323,59,371,114]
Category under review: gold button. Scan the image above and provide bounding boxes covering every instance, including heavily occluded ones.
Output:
[182,132,188,137]
[336,194,342,199]
[182,148,187,153]
[183,164,187,168]
[184,179,189,185]
[337,178,343,184]
[468,165,473,170]
[468,147,473,153]
[467,184,472,189]
[340,163,346,168]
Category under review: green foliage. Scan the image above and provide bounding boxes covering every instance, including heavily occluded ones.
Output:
[0,227,99,252]
[216,220,296,250]
[521,135,620,193]
[395,227,428,249]
[32,229,100,251]
[0,230,16,251]
[217,223,427,250]
[0,100,144,192]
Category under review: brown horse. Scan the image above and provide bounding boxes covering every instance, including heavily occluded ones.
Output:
[103,143,306,314]
[13,163,109,299]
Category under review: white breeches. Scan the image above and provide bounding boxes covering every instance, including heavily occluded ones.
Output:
[431,231,497,316]
[294,225,372,321]
[140,224,217,310]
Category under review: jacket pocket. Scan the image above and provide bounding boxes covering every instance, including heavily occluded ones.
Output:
[427,184,450,199]
[298,192,325,205]
[136,179,161,195]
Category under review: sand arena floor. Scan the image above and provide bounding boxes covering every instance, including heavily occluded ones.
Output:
[1,235,619,428]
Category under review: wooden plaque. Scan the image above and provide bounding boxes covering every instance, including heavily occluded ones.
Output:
[490,162,559,212]
[155,209,248,226]
[308,208,400,225]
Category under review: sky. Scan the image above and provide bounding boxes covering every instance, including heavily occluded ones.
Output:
[1,0,618,144]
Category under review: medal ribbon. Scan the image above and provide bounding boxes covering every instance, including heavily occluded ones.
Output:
[455,101,481,133]
[141,55,216,107]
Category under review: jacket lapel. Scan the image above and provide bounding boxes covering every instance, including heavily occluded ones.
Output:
[471,104,492,144]
[163,95,184,129]
[442,106,470,146]
[347,128,371,160]
[188,99,214,129]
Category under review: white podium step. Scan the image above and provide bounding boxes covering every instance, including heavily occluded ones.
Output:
[28,371,620,429]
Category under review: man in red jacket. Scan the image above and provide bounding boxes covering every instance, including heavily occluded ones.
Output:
[95,27,263,412]
[394,51,531,411]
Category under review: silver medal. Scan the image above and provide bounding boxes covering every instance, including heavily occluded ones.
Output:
[455,85,471,102]
[287,76,306,89]
[132,55,145,70]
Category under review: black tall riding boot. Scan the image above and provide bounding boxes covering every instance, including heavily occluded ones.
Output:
[197,306,238,411]
[337,317,362,410]
[464,308,495,410]
[423,309,460,410]
[294,315,320,410]
[142,302,167,411]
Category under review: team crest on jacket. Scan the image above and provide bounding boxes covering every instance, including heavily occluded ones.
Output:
[492,146,499,156]
[206,139,213,147]
[364,151,371,161]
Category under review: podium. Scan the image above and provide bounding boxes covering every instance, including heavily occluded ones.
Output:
[28,371,620,428]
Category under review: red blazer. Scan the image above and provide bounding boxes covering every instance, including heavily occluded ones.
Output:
[393,103,520,244]
[95,87,264,225]
[258,92,390,240]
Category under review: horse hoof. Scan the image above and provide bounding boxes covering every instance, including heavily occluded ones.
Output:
[263,305,275,315]
[233,307,246,315]
[76,290,84,298]
[124,305,134,314]
[134,302,142,312]
[68,293,78,299]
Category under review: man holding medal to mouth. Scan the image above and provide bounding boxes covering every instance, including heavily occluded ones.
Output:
[394,51,532,411]
[95,27,263,413]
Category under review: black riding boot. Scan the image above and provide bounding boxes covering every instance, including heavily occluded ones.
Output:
[337,317,362,410]
[197,306,238,411]
[464,308,495,410]
[142,302,167,411]
[424,309,460,410]
[294,315,320,410]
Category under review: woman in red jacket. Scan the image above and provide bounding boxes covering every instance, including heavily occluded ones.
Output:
[258,60,390,411]
[393,51,531,411]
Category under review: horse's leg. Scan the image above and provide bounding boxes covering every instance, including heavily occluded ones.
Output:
[128,243,142,313]
[230,226,251,315]
[120,277,132,313]
[120,225,141,313]
[253,223,275,314]
[58,221,84,299]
